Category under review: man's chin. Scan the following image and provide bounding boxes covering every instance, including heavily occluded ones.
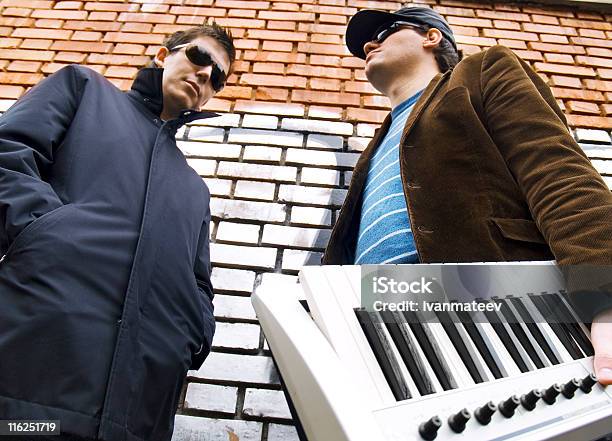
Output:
[364,67,385,94]
[169,97,195,113]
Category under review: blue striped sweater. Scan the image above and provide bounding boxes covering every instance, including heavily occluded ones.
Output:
[354,91,423,264]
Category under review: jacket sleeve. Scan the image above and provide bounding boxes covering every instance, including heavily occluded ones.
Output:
[0,65,84,254]
[480,45,612,320]
[190,198,215,370]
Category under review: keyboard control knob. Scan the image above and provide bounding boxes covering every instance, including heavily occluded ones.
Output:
[562,378,581,399]
[448,408,471,433]
[521,389,542,411]
[542,384,562,404]
[580,373,597,393]
[474,401,496,425]
[499,395,520,418]
[418,416,442,440]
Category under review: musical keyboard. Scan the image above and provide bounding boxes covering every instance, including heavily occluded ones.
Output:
[252,264,612,441]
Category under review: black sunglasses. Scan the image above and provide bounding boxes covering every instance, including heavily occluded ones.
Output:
[169,43,227,92]
[371,21,426,45]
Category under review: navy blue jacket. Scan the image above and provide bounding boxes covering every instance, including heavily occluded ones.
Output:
[0,65,216,441]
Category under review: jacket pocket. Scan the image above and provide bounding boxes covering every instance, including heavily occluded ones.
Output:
[5,204,74,257]
[190,288,215,370]
[491,217,546,244]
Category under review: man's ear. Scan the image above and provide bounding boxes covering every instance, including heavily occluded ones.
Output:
[153,46,169,68]
[423,28,443,49]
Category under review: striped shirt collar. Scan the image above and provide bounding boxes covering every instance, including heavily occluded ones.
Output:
[391,89,425,120]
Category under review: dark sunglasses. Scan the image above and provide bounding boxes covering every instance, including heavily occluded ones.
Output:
[169,43,227,92]
[371,21,426,45]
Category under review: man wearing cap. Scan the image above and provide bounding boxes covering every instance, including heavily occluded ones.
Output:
[323,7,612,385]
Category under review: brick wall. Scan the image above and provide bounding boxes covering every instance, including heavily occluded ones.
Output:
[0,1,611,440]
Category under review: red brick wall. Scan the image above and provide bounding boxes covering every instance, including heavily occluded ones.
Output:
[0,0,610,129]
[0,2,610,438]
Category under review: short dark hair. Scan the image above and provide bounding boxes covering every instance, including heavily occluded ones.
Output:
[420,24,462,72]
[153,22,236,73]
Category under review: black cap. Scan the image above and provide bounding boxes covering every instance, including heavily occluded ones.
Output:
[346,7,456,59]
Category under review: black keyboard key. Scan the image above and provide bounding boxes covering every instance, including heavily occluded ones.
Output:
[435,309,484,383]
[549,293,594,356]
[355,309,411,401]
[401,309,454,391]
[497,298,545,369]
[381,311,436,395]
[481,300,530,373]
[529,294,583,359]
[507,297,560,365]
[455,309,504,379]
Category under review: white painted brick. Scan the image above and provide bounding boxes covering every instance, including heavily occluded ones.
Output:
[308,106,341,119]
[218,161,297,183]
[0,99,16,112]
[262,225,330,250]
[210,221,217,239]
[210,198,286,222]
[301,168,340,186]
[184,383,238,414]
[344,171,353,186]
[175,125,186,140]
[243,145,282,163]
[189,352,280,384]
[592,159,612,174]
[282,249,324,271]
[581,144,612,159]
[187,158,216,176]
[603,175,612,190]
[281,118,353,136]
[172,415,261,441]
[291,206,332,227]
[575,129,611,144]
[203,178,232,197]
[211,268,256,293]
[213,322,260,350]
[242,114,279,129]
[190,112,241,128]
[357,123,376,137]
[178,141,241,160]
[237,102,304,116]
[228,128,303,147]
[234,180,276,201]
[268,424,299,441]
[286,148,359,168]
[306,134,343,150]
[213,294,257,321]
[243,388,292,420]
[260,272,299,287]
[279,185,347,207]
[256,273,302,303]
[348,136,371,152]
[216,222,260,244]
[188,125,225,142]
[211,243,277,270]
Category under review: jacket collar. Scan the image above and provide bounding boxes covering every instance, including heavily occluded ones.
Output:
[127,67,219,124]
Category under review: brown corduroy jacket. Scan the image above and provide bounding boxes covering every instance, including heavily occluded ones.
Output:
[323,45,612,271]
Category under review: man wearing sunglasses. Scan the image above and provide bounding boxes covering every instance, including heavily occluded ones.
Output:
[0,23,234,441]
[324,7,612,386]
